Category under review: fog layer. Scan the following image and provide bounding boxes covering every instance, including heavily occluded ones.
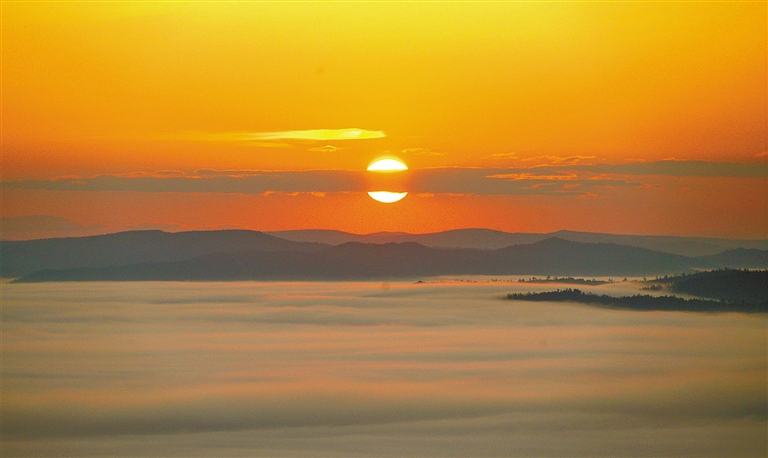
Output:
[3,280,766,457]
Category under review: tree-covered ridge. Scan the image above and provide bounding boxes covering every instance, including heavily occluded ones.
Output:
[647,269,767,304]
[516,276,609,285]
[506,288,767,313]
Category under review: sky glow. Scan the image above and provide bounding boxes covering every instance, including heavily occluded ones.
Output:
[2,4,767,455]
[2,2,765,237]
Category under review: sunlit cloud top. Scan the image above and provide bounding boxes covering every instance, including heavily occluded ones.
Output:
[252,128,385,141]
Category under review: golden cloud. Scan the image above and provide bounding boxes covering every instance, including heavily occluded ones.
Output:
[308,145,351,153]
[172,129,384,145]
[252,128,385,141]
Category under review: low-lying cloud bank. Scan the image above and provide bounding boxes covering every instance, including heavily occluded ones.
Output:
[3,281,766,456]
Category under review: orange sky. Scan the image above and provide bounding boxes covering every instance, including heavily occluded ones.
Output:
[2,2,767,238]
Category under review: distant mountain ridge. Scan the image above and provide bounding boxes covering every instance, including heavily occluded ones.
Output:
[695,248,768,270]
[11,236,768,283]
[267,228,768,257]
[1,230,327,278]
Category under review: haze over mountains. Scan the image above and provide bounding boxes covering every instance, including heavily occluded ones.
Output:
[3,229,766,282]
[267,228,768,257]
[4,216,766,256]
[1,230,325,278]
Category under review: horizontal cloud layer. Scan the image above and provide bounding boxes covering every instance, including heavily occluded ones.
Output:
[3,281,766,457]
[3,170,365,194]
[2,161,764,197]
[569,160,767,178]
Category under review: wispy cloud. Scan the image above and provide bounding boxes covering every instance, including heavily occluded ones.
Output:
[251,128,385,141]
[170,129,384,146]
[307,145,351,153]
[571,160,767,178]
[523,155,598,166]
[487,154,597,166]
[485,159,765,178]
[486,172,580,181]
[489,152,517,159]
[402,148,445,156]
[409,168,643,196]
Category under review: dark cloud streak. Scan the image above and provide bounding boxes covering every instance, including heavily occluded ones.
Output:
[1,161,763,197]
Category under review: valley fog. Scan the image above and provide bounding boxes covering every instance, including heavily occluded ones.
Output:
[2,279,766,457]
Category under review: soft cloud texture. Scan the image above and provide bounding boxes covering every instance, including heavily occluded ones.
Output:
[3,280,766,456]
[3,161,761,198]
[251,128,386,141]
[572,160,768,178]
[402,147,445,156]
[307,145,350,153]
[2,170,366,194]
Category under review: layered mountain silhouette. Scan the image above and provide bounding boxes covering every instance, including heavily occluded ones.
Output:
[267,228,768,256]
[6,230,767,282]
[694,248,768,270]
[1,230,326,278]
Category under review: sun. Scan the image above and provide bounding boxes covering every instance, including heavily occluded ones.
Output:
[366,158,408,203]
[367,158,408,172]
[367,191,408,203]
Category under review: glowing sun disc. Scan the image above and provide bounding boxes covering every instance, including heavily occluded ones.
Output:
[368,191,408,203]
[367,159,408,171]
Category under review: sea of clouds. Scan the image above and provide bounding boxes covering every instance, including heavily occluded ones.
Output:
[2,279,766,457]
